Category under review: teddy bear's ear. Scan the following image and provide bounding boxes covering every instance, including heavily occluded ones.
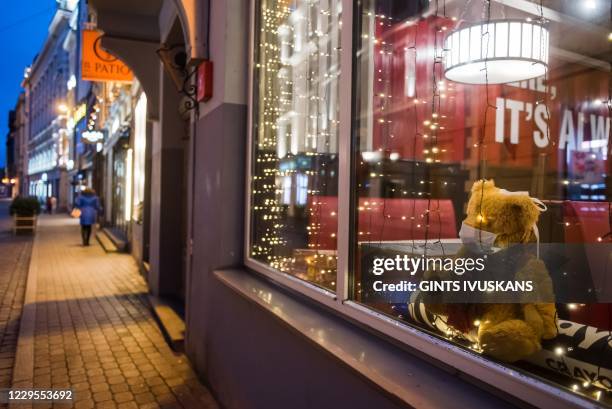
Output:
[496,195,539,233]
[470,179,495,193]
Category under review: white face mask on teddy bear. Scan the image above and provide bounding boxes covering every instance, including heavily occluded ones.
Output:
[459,189,547,257]
[458,222,499,253]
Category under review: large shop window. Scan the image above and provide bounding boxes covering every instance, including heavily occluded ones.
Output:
[133,93,147,224]
[350,0,611,405]
[250,0,342,290]
[249,0,612,405]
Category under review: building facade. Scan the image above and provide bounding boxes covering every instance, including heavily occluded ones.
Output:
[64,0,94,210]
[14,0,612,408]
[4,110,16,196]
[5,93,26,197]
[54,0,147,257]
[22,2,78,210]
[99,81,137,250]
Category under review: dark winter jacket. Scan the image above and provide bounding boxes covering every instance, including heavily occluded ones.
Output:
[75,193,100,226]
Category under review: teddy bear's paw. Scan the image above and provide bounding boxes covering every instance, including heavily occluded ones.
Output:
[535,304,558,339]
[479,319,541,362]
[522,304,544,338]
[516,259,555,303]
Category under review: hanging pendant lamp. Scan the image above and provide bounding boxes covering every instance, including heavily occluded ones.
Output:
[444,19,549,84]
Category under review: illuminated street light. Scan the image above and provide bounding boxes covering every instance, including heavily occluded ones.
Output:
[57,103,69,113]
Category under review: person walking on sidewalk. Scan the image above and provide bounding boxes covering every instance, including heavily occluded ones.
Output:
[74,188,100,246]
[45,196,52,214]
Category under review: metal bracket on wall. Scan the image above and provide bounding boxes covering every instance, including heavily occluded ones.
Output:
[180,68,199,115]
[156,44,199,116]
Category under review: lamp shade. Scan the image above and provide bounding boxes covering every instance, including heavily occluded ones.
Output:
[444,20,549,84]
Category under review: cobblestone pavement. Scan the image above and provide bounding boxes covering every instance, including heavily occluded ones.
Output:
[28,215,217,409]
[0,200,32,397]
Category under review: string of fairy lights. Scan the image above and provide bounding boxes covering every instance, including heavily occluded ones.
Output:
[251,3,290,262]
[365,0,608,402]
[370,0,607,400]
[363,8,458,254]
[251,1,340,288]
[252,0,610,402]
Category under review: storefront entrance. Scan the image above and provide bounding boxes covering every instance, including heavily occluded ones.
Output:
[111,139,130,238]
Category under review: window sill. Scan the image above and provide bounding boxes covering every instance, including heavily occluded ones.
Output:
[215,268,532,408]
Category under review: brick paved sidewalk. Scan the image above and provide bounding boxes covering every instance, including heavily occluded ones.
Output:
[19,215,217,409]
[0,200,32,395]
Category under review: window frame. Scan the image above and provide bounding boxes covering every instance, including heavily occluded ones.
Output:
[243,1,596,407]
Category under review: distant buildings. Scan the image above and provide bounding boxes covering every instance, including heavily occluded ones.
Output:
[5,93,25,197]
[21,3,74,210]
[3,1,147,258]
[9,0,146,249]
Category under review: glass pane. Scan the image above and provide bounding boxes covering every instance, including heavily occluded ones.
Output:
[352,0,612,404]
[250,0,342,291]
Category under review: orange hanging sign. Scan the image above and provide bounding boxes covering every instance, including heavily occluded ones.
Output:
[81,30,133,83]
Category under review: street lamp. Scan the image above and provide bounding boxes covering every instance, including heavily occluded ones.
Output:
[57,103,69,114]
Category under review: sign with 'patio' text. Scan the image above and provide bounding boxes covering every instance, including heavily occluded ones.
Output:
[81,30,133,83]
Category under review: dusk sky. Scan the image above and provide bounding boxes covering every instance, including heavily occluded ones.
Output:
[0,2,55,168]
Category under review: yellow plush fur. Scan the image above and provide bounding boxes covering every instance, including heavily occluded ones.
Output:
[428,179,557,362]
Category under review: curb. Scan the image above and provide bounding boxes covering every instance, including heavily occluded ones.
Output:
[9,229,38,409]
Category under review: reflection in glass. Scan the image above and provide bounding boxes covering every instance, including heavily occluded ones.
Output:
[351,0,611,403]
[250,0,342,290]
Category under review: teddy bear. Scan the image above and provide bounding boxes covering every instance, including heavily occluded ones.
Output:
[423,179,557,362]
